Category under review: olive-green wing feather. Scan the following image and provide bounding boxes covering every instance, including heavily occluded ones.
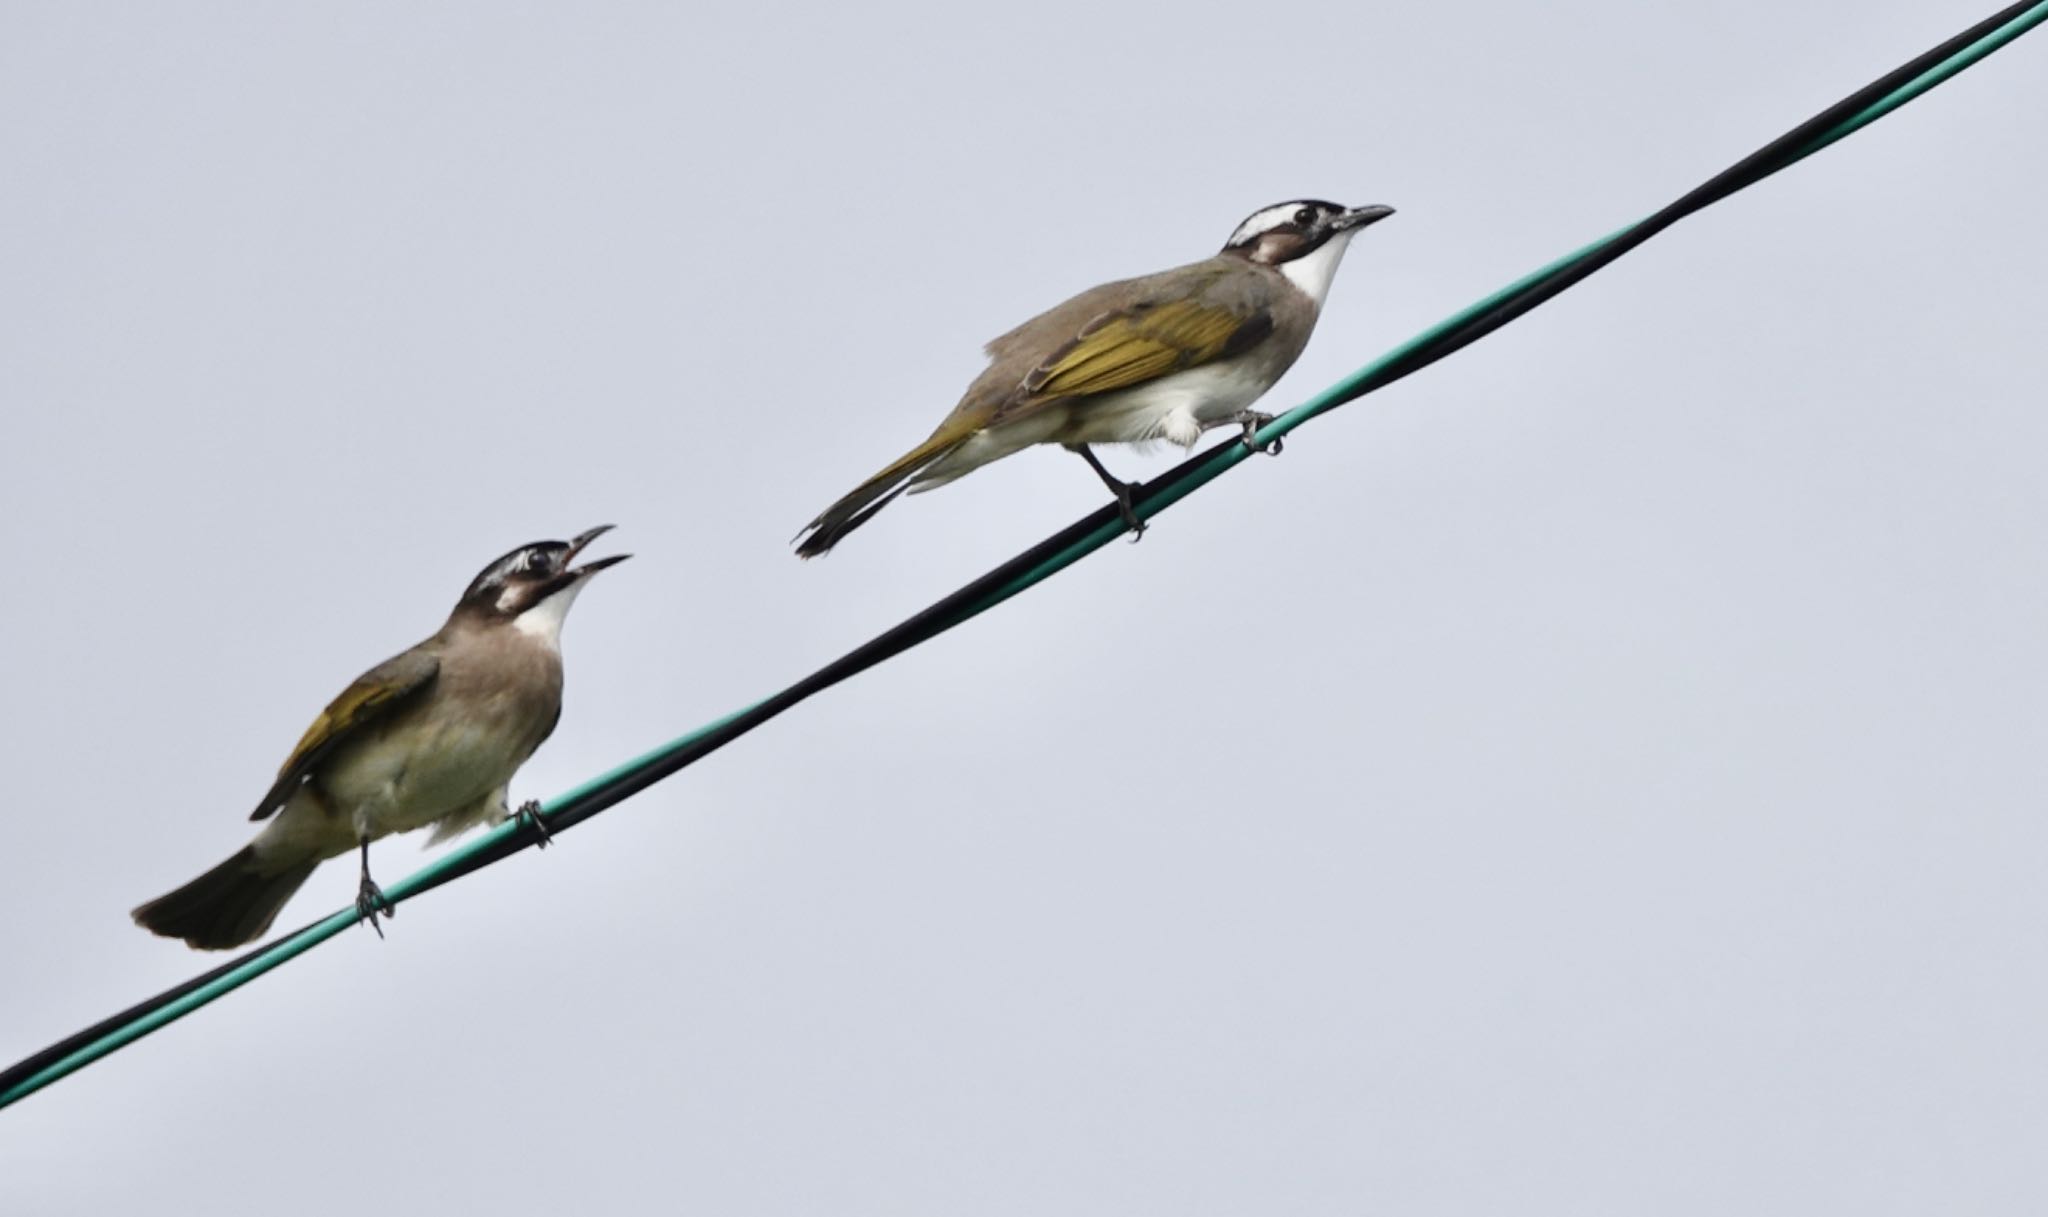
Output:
[247,649,440,820]
[1015,297,1273,406]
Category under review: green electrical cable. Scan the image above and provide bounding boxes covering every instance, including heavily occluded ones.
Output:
[4,0,2042,1113]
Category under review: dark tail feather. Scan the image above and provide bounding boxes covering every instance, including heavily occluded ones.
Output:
[131,846,318,951]
[794,432,969,558]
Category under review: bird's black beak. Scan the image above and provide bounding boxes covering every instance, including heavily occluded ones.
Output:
[1334,204,1396,231]
[557,525,631,585]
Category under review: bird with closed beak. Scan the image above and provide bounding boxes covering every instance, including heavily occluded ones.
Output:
[132,526,629,950]
[794,199,1394,556]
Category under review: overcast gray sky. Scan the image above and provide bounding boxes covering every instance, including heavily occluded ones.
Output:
[4,2,2046,1212]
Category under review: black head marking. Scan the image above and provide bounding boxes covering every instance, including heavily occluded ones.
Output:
[458,540,575,617]
[1221,200,1369,266]
[452,526,626,621]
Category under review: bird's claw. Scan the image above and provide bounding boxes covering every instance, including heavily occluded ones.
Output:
[1239,412,1283,456]
[1113,486,1147,543]
[1072,445,1148,542]
[355,878,395,939]
[515,799,553,849]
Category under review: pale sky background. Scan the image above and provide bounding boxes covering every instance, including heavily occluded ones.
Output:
[3,2,2045,1213]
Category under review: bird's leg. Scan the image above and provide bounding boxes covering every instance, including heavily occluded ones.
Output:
[1071,445,1147,541]
[354,837,394,939]
[515,798,553,849]
[1237,411,1283,456]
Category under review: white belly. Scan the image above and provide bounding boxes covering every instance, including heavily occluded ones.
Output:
[252,711,533,864]
[323,713,530,835]
[909,360,1280,492]
[1061,361,1277,449]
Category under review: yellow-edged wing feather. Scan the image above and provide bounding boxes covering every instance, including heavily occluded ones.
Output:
[1019,297,1268,403]
[247,649,439,820]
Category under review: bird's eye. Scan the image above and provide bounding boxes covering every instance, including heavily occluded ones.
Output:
[1293,207,1316,226]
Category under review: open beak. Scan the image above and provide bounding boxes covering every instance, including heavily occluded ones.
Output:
[560,524,631,581]
[1334,203,1396,231]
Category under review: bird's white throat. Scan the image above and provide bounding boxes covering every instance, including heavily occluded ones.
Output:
[512,580,588,646]
[1280,229,1360,306]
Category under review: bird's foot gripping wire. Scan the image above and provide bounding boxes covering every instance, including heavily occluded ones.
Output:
[354,838,394,939]
[1238,411,1283,456]
[354,879,394,938]
[515,799,553,849]
[1110,481,1147,542]
[1072,445,1148,543]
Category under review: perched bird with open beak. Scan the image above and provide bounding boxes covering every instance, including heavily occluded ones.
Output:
[132,526,629,950]
[794,199,1394,556]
